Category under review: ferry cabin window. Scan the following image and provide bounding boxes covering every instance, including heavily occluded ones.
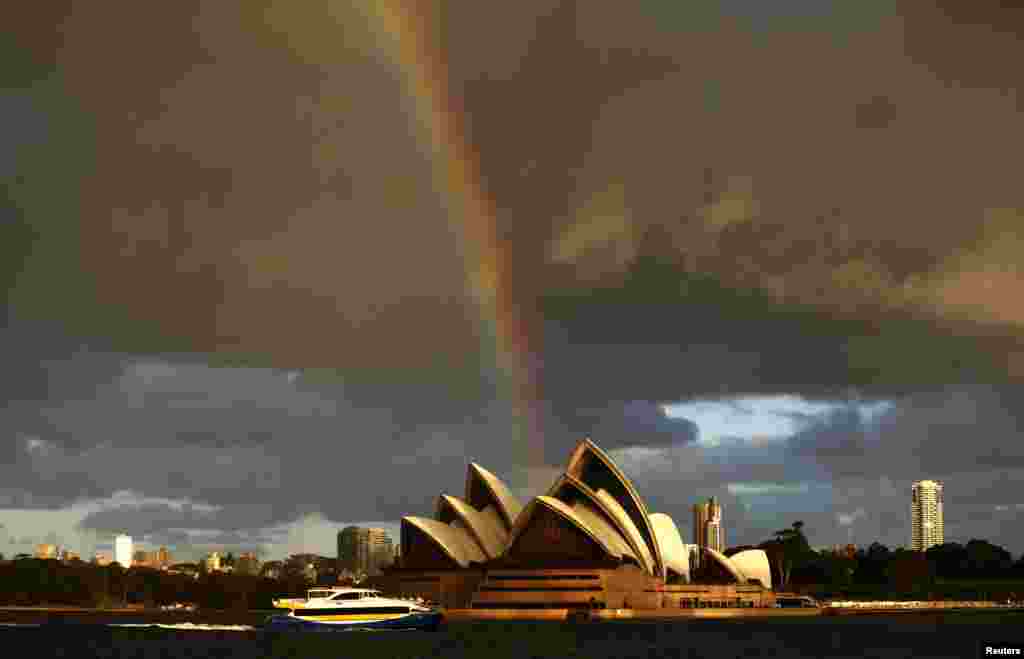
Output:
[331,592,364,601]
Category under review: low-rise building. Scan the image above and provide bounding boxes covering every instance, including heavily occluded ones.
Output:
[260,561,283,579]
[205,552,222,572]
[59,549,80,562]
[236,552,261,576]
[167,563,200,579]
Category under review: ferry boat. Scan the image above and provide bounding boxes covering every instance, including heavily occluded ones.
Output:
[267,587,444,631]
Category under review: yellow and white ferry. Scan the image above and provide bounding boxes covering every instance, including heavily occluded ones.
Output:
[268,587,443,631]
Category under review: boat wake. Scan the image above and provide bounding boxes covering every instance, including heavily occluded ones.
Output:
[109,623,257,631]
[0,621,421,632]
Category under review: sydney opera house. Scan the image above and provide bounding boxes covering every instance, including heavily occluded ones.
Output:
[378,439,776,610]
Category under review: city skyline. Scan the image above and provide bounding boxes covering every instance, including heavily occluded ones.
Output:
[3,485,1020,564]
[3,476,1004,565]
[5,3,1024,564]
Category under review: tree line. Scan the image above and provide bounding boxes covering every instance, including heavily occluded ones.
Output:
[729,521,1024,599]
[0,555,342,610]
[3,529,1024,608]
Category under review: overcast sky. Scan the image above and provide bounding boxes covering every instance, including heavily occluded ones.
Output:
[3,1,1024,562]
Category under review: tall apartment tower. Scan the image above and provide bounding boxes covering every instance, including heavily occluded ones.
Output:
[366,528,390,575]
[338,526,393,575]
[911,480,944,551]
[693,497,724,563]
[114,534,133,569]
[338,526,366,573]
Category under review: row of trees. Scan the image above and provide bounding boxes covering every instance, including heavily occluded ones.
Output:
[0,555,344,610]
[733,521,1024,597]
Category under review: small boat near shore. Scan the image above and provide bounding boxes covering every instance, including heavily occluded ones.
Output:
[267,587,444,631]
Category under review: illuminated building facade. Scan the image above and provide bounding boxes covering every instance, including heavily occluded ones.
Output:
[379,439,774,610]
[911,480,944,551]
[693,497,724,559]
[114,535,133,569]
[339,526,394,576]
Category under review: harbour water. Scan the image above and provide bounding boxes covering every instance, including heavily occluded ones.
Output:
[0,610,1020,658]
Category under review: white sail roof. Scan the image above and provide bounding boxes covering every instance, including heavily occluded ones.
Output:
[703,546,748,583]
[564,499,639,564]
[593,487,656,575]
[548,473,655,575]
[466,463,523,531]
[436,495,507,559]
[563,439,663,575]
[649,512,691,581]
[506,496,637,563]
[531,496,631,560]
[729,549,772,589]
[401,516,487,568]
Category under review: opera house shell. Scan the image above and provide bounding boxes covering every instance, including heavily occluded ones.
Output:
[385,439,775,610]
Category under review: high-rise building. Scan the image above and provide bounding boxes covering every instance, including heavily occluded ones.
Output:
[157,546,171,567]
[911,480,944,551]
[338,526,393,575]
[35,544,57,559]
[114,535,133,568]
[373,535,395,573]
[338,526,364,573]
[693,497,724,562]
[368,527,393,574]
[205,551,222,572]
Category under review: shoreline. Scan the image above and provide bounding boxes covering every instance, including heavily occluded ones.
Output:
[1,605,1021,627]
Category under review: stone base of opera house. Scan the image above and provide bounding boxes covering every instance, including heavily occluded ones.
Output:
[372,565,776,613]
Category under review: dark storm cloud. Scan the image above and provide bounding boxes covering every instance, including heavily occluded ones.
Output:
[7,0,1024,388]
[1,344,699,528]
[0,316,125,405]
[787,406,878,477]
[7,1,477,371]
[540,264,1013,404]
[5,0,1024,553]
[570,401,698,447]
[76,503,285,549]
[792,386,1024,484]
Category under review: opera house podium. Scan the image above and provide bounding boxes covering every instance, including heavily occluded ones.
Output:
[379,439,775,612]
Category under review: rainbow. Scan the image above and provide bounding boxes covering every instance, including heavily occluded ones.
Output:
[366,2,546,480]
